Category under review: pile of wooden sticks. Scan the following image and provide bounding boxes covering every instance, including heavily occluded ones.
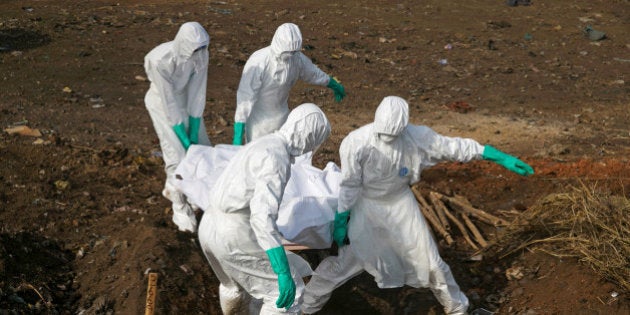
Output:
[411,186,509,250]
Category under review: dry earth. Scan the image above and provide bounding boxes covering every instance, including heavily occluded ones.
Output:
[1,0,629,314]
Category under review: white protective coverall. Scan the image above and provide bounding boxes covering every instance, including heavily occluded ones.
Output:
[235,23,331,141]
[198,103,331,315]
[302,96,480,315]
[144,21,211,232]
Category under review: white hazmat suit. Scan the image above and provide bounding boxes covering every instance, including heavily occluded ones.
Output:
[234,23,333,143]
[144,21,211,233]
[302,96,479,315]
[198,103,331,314]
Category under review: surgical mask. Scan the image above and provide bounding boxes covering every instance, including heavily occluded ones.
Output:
[279,51,296,63]
[378,133,397,143]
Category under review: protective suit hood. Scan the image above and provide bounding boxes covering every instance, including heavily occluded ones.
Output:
[172,22,210,61]
[278,103,330,156]
[373,96,409,137]
[270,23,303,56]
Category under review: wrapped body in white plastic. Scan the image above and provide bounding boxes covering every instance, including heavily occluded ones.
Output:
[235,23,330,141]
[144,22,211,232]
[175,145,340,249]
[302,96,483,315]
[198,104,331,315]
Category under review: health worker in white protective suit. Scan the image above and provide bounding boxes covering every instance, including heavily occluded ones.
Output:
[232,22,345,145]
[198,103,331,315]
[301,96,534,315]
[144,21,211,233]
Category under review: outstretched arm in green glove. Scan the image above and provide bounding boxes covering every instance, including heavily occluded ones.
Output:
[188,116,201,144]
[266,246,296,309]
[333,210,351,247]
[172,123,191,151]
[233,122,245,145]
[482,145,534,176]
[327,76,346,102]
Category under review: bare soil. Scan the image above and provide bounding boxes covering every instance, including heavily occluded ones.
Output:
[1,0,628,314]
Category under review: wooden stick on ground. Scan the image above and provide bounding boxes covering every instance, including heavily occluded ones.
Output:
[459,212,488,248]
[145,272,158,315]
[412,186,434,214]
[283,243,311,251]
[422,206,454,246]
[429,192,451,232]
[419,198,441,229]
[437,192,510,226]
[411,187,454,246]
[435,197,479,250]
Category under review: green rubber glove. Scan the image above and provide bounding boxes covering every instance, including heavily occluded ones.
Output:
[233,122,245,145]
[482,145,534,176]
[188,116,201,144]
[265,246,296,309]
[326,76,346,102]
[172,123,191,151]
[333,210,351,247]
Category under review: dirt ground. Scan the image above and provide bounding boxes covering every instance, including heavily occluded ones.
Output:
[1,0,629,314]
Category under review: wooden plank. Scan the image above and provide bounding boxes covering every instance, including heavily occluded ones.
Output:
[145,272,158,315]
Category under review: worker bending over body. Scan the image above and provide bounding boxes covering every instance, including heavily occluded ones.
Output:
[144,21,211,233]
[199,103,331,314]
